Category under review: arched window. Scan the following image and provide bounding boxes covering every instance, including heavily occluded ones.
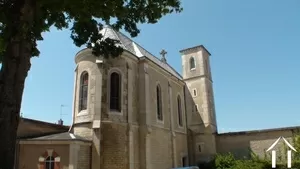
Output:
[156,85,163,121]
[38,150,60,169]
[110,72,121,111]
[177,95,183,126]
[79,72,89,111]
[45,156,55,169]
[189,57,195,70]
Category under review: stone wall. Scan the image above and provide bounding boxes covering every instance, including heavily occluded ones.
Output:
[149,127,173,168]
[73,123,93,140]
[144,60,188,168]
[217,128,298,159]
[100,122,129,169]
[77,145,91,169]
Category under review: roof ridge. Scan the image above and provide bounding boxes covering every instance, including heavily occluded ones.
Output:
[100,25,183,79]
[109,26,161,60]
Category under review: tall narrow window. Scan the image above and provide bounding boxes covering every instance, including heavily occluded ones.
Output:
[182,156,187,167]
[195,104,198,112]
[45,156,55,169]
[177,96,183,126]
[110,72,121,111]
[198,145,202,152]
[79,72,88,111]
[189,57,195,70]
[156,85,163,121]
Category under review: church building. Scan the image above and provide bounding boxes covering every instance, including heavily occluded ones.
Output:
[15,25,300,169]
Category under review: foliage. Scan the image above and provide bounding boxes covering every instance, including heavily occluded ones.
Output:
[0,1,183,169]
[206,153,288,169]
[199,133,300,169]
[293,132,300,160]
[0,0,183,61]
[214,153,235,169]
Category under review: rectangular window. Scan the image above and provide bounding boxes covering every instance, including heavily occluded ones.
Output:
[196,143,204,153]
[181,156,187,167]
[193,88,197,97]
[195,104,198,112]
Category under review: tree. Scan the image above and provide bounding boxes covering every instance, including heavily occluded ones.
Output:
[0,0,182,168]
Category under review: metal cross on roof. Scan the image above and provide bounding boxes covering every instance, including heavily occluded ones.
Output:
[160,49,167,63]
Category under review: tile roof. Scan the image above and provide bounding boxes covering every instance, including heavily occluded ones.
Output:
[99,25,182,79]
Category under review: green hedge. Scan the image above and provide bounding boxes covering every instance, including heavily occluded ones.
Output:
[197,133,300,169]
[198,153,300,169]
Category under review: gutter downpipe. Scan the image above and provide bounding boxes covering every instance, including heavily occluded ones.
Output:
[168,81,175,167]
[183,86,191,166]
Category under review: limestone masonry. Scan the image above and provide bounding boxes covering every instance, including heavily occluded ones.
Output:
[15,26,300,169]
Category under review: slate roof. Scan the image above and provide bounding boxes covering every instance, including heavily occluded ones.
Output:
[99,25,182,79]
[26,132,90,142]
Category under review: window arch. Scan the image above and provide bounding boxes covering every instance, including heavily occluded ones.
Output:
[79,72,89,111]
[156,84,163,121]
[38,150,60,169]
[45,156,55,169]
[110,72,121,111]
[189,57,195,70]
[177,95,183,126]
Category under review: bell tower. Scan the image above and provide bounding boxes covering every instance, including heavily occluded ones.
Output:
[180,45,217,163]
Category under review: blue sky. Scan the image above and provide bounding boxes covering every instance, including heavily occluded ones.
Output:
[20,0,300,133]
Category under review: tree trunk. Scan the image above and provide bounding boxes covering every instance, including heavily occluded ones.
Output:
[0,41,31,169]
[0,0,34,168]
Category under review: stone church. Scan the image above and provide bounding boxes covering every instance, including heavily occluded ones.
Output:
[15,25,300,169]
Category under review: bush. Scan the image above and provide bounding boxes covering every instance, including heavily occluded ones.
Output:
[197,133,300,169]
[214,153,235,169]
[199,153,300,169]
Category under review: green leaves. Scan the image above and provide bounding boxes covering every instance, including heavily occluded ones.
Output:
[0,0,182,60]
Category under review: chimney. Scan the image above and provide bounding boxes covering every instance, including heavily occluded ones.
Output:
[58,119,63,125]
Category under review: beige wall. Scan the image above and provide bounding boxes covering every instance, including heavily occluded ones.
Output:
[18,144,69,169]
[217,129,295,159]
[144,59,188,168]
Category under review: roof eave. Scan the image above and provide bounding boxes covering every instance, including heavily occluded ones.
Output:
[179,45,211,56]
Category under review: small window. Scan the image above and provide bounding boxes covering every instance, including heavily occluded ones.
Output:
[198,144,202,152]
[195,104,198,112]
[193,88,197,97]
[189,57,195,70]
[197,143,204,153]
[45,156,55,169]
